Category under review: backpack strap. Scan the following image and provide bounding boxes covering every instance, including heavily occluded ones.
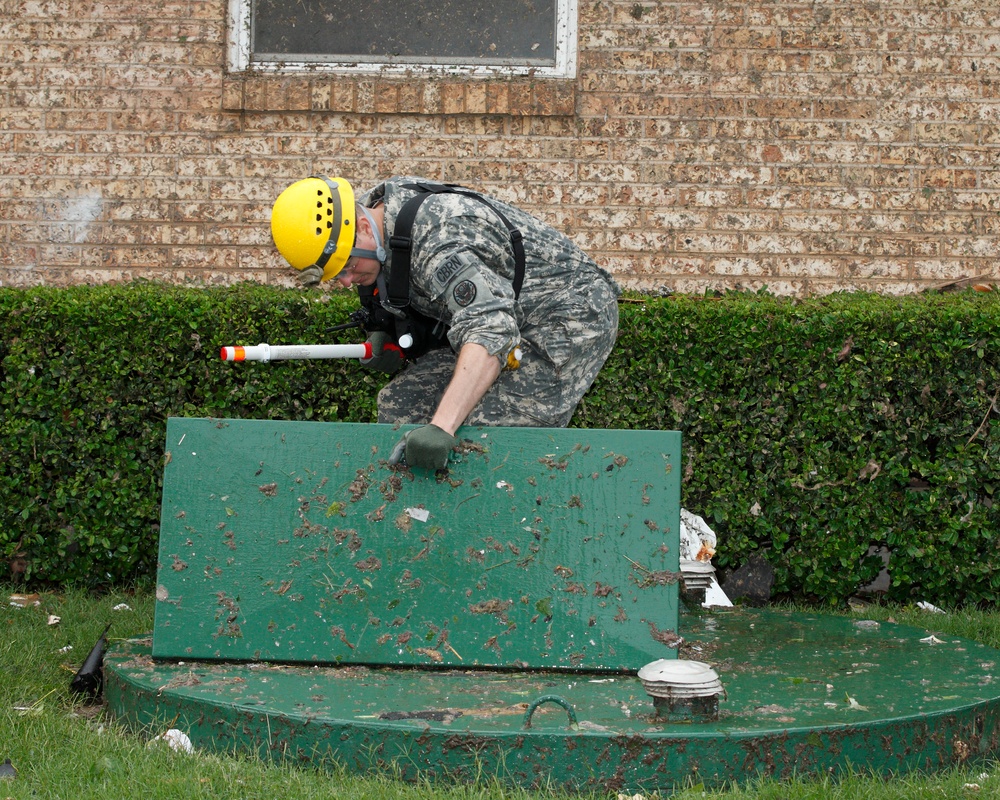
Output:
[384,182,526,312]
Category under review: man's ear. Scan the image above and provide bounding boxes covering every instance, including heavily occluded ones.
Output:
[354,207,372,240]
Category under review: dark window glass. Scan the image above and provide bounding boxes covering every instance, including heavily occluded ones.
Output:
[252,0,557,66]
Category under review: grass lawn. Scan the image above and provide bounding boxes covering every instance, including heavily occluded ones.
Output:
[2,587,1000,799]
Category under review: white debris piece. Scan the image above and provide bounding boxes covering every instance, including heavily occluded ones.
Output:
[845,695,868,711]
[703,575,733,608]
[404,507,430,522]
[149,729,194,753]
[47,615,61,626]
[917,601,946,614]
[112,603,132,612]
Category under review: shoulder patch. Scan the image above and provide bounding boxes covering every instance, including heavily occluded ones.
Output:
[427,250,479,293]
[452,280,478,307]
[434,256,466,287]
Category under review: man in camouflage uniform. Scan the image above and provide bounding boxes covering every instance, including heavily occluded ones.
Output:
[270,175,619,471]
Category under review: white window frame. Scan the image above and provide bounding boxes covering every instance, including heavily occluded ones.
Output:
[228,0,577,79]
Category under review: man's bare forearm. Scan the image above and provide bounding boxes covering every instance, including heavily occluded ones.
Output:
[430,343,502,435]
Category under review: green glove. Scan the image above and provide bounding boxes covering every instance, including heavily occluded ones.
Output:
[297,264,324,288]
[360,331,405,374]
[396,424,457,471]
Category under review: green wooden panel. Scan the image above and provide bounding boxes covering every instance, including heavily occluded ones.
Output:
[153,418,680,671]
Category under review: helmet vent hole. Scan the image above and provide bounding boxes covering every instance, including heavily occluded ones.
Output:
[315,228,322,235]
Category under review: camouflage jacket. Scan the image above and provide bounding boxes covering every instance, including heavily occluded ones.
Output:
[358,177,620,364]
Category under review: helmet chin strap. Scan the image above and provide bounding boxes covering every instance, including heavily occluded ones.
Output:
[350,204,387,264]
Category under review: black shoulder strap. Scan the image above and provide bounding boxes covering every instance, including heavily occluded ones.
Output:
[385,182,525,311]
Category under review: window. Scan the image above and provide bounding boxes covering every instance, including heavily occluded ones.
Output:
[228,0,578,78]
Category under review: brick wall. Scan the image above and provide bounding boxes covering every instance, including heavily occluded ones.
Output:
[1,0,998,295]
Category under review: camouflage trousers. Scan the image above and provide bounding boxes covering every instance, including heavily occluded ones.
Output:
[377,279,619,428]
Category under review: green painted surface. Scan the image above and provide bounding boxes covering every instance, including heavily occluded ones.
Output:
[153,418,681,670]
[107,608,1000,792]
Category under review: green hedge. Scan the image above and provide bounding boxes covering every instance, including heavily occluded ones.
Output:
[2,283,998,607]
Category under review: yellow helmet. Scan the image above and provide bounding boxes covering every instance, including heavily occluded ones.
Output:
[270,176,356,281]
